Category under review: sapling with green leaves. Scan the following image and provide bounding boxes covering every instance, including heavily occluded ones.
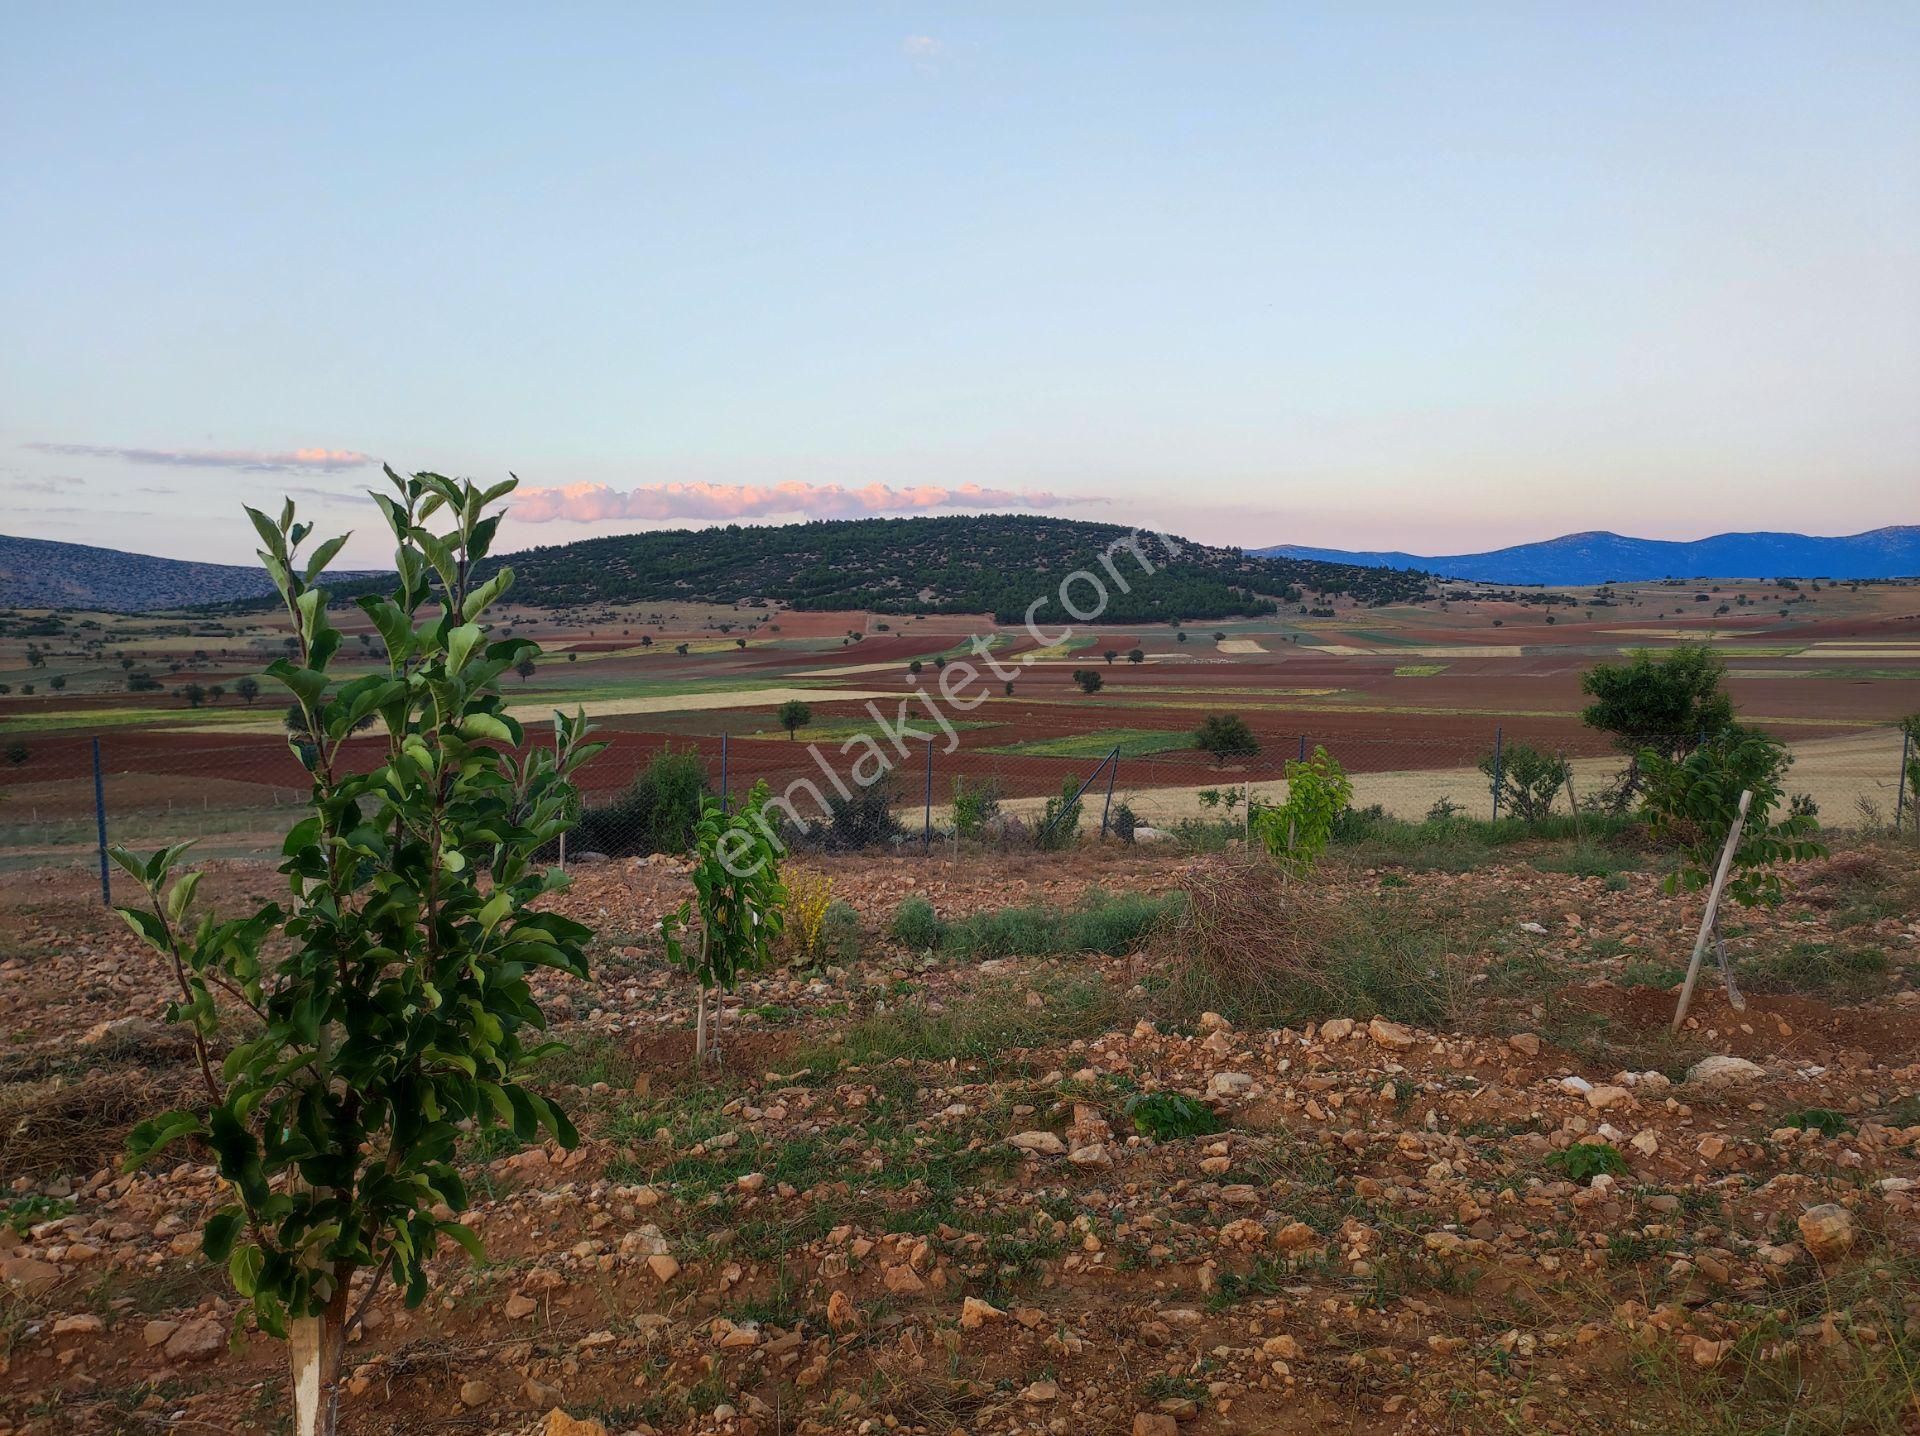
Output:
[110,471,602,1436]
[1640,725,1824,908]
[661,782,787,1066]
[1253,745,1352,877]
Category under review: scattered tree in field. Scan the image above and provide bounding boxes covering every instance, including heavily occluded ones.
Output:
[20,684,33,696]
[207,685,226,704]
[1580,644,1734,808]
[1003,680,1015,697]
[1193,713,1260,767]
[1177,631,1189,643]
[1127,648,1144,665]
[0,683,10,694]
[1072,668,1104,694]
[1254,746,1352,877]
[4,742,26,765]
[234,675,261,705]
[48,675,65,691]
[112,474,601,1436]
[661,785,786,1066]
[735,637,747,648]
[933,655,947,670]
[1478,742,1570,823]
[777,698,812,740]
[908,659,923,676]
[1104,649,1117,665]
[1213,631,1226,642]
[513,656,537,683]
[676,643,689,655]
[640,634,653,647]
[180,682,207,708]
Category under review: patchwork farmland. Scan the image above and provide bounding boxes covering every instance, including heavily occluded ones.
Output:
[3,577,1917,866]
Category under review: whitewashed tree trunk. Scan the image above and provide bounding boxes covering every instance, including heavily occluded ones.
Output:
[290,1283,349,1436]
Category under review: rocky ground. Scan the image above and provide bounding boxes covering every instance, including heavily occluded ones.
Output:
[1,838,1917,1435]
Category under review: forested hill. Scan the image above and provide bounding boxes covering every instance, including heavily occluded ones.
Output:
[477,515,1433,622]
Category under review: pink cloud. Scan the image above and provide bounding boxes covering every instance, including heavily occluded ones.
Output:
[510,480,1090,524]
[26,442,372,473]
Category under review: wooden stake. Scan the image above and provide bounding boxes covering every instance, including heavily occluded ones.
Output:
[1672,789,1752,1033]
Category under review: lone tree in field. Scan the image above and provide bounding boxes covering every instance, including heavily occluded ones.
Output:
[1104,648,1117,665]
[1127,648,1144,665]
[235,674,261,705]
[112,472,601,1436]
[777,698,812,740]
[1580,644,1734,808]
[180,682,207,708]
[514,655,537,683]
[1193,713,1260,766]
[1072,668,1105,694]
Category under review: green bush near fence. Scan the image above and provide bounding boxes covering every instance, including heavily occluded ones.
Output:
[570,744,711,856]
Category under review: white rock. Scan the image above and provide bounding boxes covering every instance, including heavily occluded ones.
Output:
[1685,1056,1766,1090]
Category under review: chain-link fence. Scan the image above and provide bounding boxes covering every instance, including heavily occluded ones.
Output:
[1,720,1912,887]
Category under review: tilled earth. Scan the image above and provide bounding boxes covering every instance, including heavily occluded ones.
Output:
[1,844,1917,1435]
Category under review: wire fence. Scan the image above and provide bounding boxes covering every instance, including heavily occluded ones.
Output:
[1,720,1912,888]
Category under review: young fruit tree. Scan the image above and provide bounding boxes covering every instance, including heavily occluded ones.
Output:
[1640,726,1825,1024]
[1253,745,1352,877]
[110,472,603,1436]
[662,783,787,1066]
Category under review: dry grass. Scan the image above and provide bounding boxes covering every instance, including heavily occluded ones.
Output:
[0,1070,191,1178]
[1155,859,1469,1029]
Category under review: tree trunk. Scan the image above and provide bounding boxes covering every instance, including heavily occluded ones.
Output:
[291,1277,352,1436]
[694,984,708,1067]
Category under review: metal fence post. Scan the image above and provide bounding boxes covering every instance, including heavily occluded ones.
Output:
[92,736,110,908]
[1897,728,1913,835]
[1099,748,1119,837]
[922,738,934,852]
[1491,725,1504,823]
[1297,734,1307,763]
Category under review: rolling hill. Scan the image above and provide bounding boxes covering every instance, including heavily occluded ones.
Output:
[1256,527,1920,585]
[3,516,1434,619]
[0,533,384,612]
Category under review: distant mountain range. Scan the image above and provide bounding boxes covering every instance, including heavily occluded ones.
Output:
[1255,527,1920,586]
[0,534,384,613]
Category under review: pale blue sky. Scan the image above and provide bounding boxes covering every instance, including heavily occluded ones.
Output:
[2,4,1915,567]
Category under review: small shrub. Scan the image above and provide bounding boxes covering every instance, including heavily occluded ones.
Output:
[951,776,1003,839]
[1034,775,1084,851]
[891,896,945,950]
[1779,1107,1850,1137]
[573,744,711,856]
[1544,1143,1631,1182]
[782,873,835,964]
[3,1194,74,1237]
[1127,1092,1224,1142]
[818,900,861,965]
[1478,742,1570,823]
[1110,800,1138,844]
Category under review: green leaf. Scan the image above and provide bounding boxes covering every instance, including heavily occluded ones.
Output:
[203,1207,244,1262]
[303,533,352,582]
[445,623,483,675]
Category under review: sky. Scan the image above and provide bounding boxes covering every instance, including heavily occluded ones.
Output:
[2,3,1916,569]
